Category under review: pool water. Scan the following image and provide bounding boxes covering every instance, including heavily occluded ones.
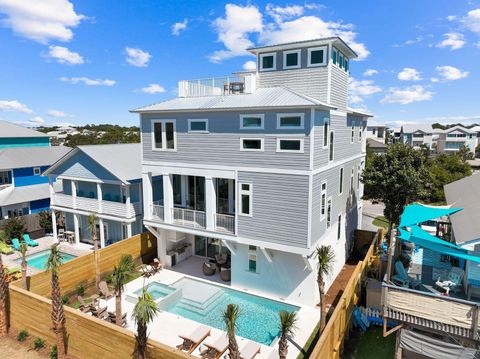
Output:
[135,282,176,300]
[18,250,77,270]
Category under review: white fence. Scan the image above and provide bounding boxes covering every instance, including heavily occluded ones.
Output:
[215,213,235,234]
[172,208,206,229]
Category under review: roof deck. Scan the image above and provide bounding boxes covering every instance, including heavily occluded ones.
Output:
[178,73,256,98]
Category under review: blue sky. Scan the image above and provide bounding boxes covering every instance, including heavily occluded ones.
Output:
[0,0,479,128]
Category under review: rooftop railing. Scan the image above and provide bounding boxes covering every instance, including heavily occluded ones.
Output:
[178,73,256,98]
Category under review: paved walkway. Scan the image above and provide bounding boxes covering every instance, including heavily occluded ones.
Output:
[362,200,386,232]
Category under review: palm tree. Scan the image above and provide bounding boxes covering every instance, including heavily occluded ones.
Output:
[111,255,135,326]
[45,244,66,359]
[19,242,28,290]
[87,214,100,288]
[0,254,8,337]
[223,304,240,359]
[278,311,298,359]
[315,245,335,333]
[132,289,159,359]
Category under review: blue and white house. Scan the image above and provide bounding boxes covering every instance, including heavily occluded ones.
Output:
[132,37,370,306]
[44,144,143,248]
[0,120,50,149]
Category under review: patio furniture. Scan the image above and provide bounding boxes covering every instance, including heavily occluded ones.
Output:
[98,281,113,299]
[240,341,261,359]
[22,234,39,247]
[78,296,95,313]
[58,229,65,241]
[201,334,228,359]
[91,306,107,318]
[214,253,228,271]
[0,241,13,255]
[11,238,21,251]
[435,267,464,295]
[203,262,216,276]
[107,311,127,326]
[64,231,75,244]
[177,325,211,354]
[220,267,231,282]
[391,261,421,289]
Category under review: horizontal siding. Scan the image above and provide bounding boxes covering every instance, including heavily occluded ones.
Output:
[52,151,118,182]
[237,172,309,248]
[330,65,348,111]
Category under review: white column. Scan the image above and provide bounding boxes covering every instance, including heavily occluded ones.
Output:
[127,223,132,238]
[125,185,131,218]
[205,177,216,231]
[142,172,153,219]
[97,182,103,213]
[99,218,105,248]
[51,210,58,242]
[71,180,77,209]
[73,214,80,245]
[163,174,174,223]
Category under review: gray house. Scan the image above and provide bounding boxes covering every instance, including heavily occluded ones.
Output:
[131,37,370,306]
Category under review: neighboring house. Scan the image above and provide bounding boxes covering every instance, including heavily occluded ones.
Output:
[366,123,387,142]
[132,37,370,306]
[0,120,50,148]
[367,138,387,154]
[400,124,439,151]
[44,144,143,248]
[0,146,70,218]
[437,125,477,155]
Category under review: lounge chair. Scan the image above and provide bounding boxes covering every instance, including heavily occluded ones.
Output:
[0,241,13,255]
[240,341,261,359]
[92,306,108,319]
[220,267,231,282]
[22,234,39,247]
[214,253,228,271]
[98,281,113,299]
[391,261,421,288]
[11,238,21,251]
[78,296,95,313]
[107,311,127,326]
[177,325,211,354]
[201,334,228,359]
[202,262,216,276]
[436,267,465,295]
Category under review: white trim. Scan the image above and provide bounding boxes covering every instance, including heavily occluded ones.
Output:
[188,119,209,133]
[309,108,315,171]
[339,166,344,195]
[283,49,301,69]
[260,247,273,263]
[276,113,305,129]
[57,175,123,185]
[307,46,328,67]
[276,138,304,153]
[326,43,332,103]
[240,138,264,152]
[320,180,327,221]
[151,119,177,152]
[259,52,276,71]
[50,205,138,223]
[239,114,264,130]
[33,167,41,176]
[238,182,253,217]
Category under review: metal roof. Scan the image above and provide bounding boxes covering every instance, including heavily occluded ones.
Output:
[0,146,71,170]
[443,125,476,134]
[401,124,436,134]
[0,120,49,138]
[131,87,335,113]
[367,138,387,149]
[0,181,62,206]
[445,174,480,244]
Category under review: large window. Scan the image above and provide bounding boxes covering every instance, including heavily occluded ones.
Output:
[277,113,304,129]
[187,176,205,211]
[326,198,332,228]
[248,245,257,273]
[339,167,344,195]
[329,131,334,162]
[308,46,327,67]
[337,214,342,240]
[323,119,329,148]
[351,126,355,143]
[152,120,176,150]
[260,53,276,71]
[194,236,229,258]
[239,183,252,216]
[320,181,327,221]
[188,119,208,133]
[240,114,264,129]
[277,138,304,153]
[283,49,301,69]
[0,171,11,185]
[240,138,264,151]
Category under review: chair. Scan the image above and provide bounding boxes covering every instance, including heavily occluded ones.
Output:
[77,296,95,313]
[240,341,261,359]
[391,261,421,288]
[22,234,39,247]
[58,229,65,241]
[214,253,228,271]
[436,267,465,294]
[0,241,13,255]
[11,238,21,251]
[98,281,113,299]
[202,262,216,276]
[220,267,231,282]
[177,325,211,354]
[201,334,228,359]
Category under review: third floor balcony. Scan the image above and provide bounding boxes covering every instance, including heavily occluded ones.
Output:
[178,73,256,98]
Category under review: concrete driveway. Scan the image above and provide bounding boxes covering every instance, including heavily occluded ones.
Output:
[362,200,386,231]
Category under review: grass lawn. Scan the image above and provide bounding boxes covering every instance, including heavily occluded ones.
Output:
[346,326,396,359]
[372,216,389,229]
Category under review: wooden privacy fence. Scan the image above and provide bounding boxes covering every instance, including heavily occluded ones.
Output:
[0,212,45,238]
[309,229,381,359]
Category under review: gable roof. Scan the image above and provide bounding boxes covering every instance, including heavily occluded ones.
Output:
[0,146,71,170]
[130,87,335,113]
[443,125,476,134]
[0,120,49,138]
[401,124,436,134]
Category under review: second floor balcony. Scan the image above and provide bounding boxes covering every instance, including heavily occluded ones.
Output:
[178,73,256,98]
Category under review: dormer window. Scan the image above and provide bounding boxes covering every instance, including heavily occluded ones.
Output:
[283,49,301,69]
[259,53,276,71]
[308,46,327,67]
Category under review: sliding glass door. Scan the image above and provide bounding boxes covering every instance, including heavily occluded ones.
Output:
[194,236,229,258]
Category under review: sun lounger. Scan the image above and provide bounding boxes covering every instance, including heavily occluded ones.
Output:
[240,341,261,359]
[98,281,113,299]
[78,296,95,313]
[177,325,211,354]
[0,241,13,254]
[22,234,39,247]
[201,334,229,359]
[11,238,21,251]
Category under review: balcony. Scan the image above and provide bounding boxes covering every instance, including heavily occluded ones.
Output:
[178,73,256,98]
[52,192,141,219]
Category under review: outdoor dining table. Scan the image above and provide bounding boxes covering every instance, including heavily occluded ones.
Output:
[64,230,75,244]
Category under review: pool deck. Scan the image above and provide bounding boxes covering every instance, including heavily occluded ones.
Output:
[99,268,319,359]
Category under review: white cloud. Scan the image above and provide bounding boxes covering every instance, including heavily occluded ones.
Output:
[434,65,469,81]
[172,18,188,36]
[242,61,256,71]
[0,0,85,43]
[60,77,116,86]
[0,99,33,114]
[266,4,304,23]
[139,83,166,94]
[461,8,480,34]
[447,15,457,21]
[397,67,422,81]
[381,86,433,105]
[29,116,45,124]
[436,32,465,50]
[125,47,151,67]
[348,78,381,105]
[47,109,74,118]
[45,45,84,65]
[363,69,378,77]
[392,36,423,48]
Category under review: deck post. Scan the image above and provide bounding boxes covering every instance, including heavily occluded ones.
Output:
[51,209,58,242]
[73,214,80,245]
[205,176,216,231]
[162,174,173,223]
[97,182,102,214]
[99,218,105,248]
[472,305,479,340]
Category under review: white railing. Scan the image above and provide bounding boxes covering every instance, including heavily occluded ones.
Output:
[151,202,164,221]
[215,213,235,234]
[178,74,256,98]
[172,208,206,229]
[52,192,74,208]
[0,183,12,191]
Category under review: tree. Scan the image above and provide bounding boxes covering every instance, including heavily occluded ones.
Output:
[3,217,26,244]
[457,144,474,162]
[38,210,53,234]
[278,311,298,359]
[223,304,240,359]
[45,244,66,359]
[0,254,8,337]
[315,245,335,333]
[111,255,135,326]
[87,214,100,288]
[476,145,480,159]
[132,289,159,359]
[19,243,28,290]
[362,143,429,231]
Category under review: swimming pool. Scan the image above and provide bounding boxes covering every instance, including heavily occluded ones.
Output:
[134,282,176,300]
[16,250,77,270]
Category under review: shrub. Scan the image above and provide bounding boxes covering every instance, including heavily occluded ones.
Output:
[33,337,46,350]
[3,217,26,244]
[61,294,69,305]
[50,345,58,359]
[17,329,29,342]
[38,210,53,233]
[76,283,85,297]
